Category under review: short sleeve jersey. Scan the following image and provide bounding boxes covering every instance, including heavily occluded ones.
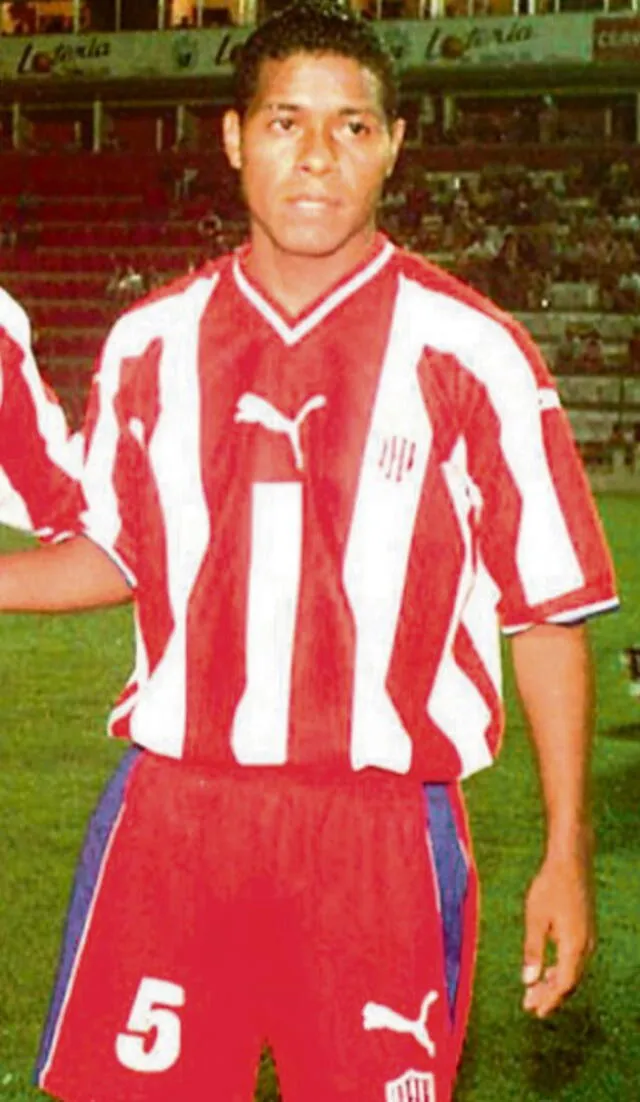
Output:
[0,288,82,539]
[76,237,618,781]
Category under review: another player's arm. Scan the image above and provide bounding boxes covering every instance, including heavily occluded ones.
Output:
[0,535,132,611]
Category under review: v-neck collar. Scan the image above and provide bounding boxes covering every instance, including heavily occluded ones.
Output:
[232,235,395,347]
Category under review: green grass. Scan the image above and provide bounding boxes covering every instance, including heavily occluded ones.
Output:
[1,498,639,1100]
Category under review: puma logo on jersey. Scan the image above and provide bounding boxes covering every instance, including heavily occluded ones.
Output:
[234,392,326,471]
[362,991,438,1057]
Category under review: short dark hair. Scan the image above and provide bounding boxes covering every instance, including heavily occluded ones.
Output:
[233,0,399,123]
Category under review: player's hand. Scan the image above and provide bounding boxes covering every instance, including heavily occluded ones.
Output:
[521,848,595,1019]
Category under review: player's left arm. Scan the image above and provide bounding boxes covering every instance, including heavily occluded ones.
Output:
[462,316,617,1018]
[510,620,595,1018]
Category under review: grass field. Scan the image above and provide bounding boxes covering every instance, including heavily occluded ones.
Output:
[0,495,639,1101]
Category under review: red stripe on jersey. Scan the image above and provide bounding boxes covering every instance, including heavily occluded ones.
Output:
[182,296,260,766]
[459,377,534,628]
[116,343,172,672]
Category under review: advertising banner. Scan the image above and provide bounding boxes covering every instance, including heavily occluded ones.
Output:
[383,14,593,69]
[0,13,627,85]
[593,16,640,62]
[1,27,248,82]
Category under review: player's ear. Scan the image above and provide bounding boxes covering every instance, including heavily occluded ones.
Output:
[223,109,243,171]
[386,116,405,179]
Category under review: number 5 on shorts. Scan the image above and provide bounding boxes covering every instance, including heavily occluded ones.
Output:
[115,977,185,1073]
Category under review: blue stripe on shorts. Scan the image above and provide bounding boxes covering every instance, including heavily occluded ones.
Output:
[34,745,141,1079]
[424,783,469,1021]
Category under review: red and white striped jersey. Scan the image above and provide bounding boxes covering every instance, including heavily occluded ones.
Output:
[78,236,617,781]
[0,288,82,539]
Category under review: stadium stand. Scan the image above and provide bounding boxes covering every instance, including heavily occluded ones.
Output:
[0,150,247,422]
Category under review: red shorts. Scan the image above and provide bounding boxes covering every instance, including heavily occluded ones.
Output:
[36,749,477,1102]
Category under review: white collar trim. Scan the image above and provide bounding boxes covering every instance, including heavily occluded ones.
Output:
[232,240,395,347]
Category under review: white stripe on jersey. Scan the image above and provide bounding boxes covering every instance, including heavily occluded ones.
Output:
[397,276,585,607]
[428,439,494,777]
[82,318,137,583]
[343,281,431,774]
[231,482,303,764]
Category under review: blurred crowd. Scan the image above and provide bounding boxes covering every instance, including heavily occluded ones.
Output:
[3,145,640,379]
[380,156,640,329]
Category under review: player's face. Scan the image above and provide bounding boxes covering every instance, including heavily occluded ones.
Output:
[223,52,404,272]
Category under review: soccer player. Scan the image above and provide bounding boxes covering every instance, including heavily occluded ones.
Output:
[0,4,618,1101]
[0,286,81,537]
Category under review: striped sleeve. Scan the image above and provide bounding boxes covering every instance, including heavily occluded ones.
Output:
[78,270,220,591]
[463,314,618,632]
[0,288,83,540]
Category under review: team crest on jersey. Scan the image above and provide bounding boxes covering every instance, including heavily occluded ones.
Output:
[384,1068,436,1102]
[378,435,416,482]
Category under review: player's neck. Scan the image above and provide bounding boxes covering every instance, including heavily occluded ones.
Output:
[243,226,379,318]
